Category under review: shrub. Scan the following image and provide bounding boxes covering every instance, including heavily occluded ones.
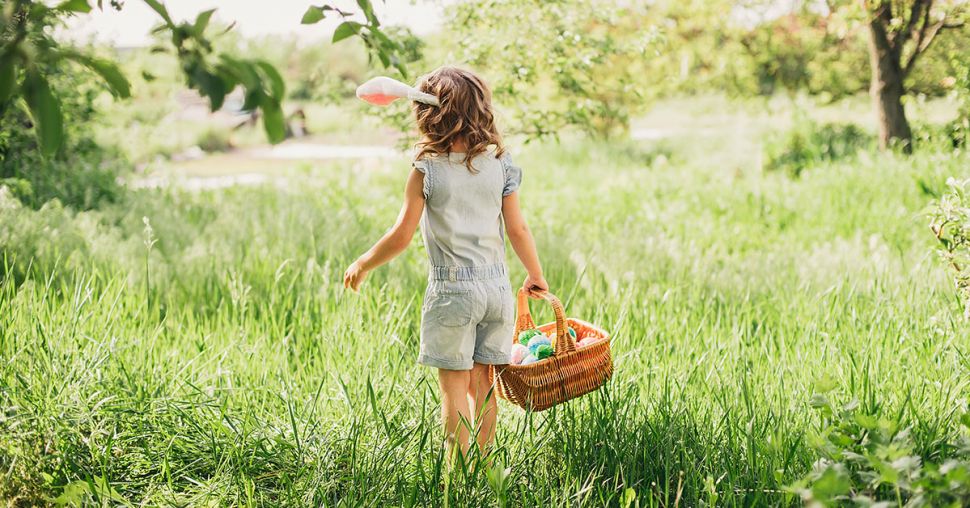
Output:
[763,113,875,177]
[929,177,970,318]
[0,107,126,210]
[0,65,128,210]
[195,127,234,153]
[789,393,970,506]
[913,119,970,152]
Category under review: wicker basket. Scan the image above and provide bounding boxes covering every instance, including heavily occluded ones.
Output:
[490,289,613,411]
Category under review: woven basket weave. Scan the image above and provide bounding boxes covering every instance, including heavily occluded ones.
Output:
[490,289,613,411]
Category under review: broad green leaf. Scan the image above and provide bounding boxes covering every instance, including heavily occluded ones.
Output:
[193,8,216,35]
[219,55,259,90]
[61,52,131,98]
[332,21,361,43]
[301,6,325,25]
[0,54,16,104]
[190,68,228,111]
[22,72,64,156]
[57,0,91,13]
[809,466,850,501]
[256,61,285,101]
[260,95,285,144]
[241,89,261,111]
[813,374,838,393]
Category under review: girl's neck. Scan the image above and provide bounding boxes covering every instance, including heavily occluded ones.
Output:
[450,139,468,153]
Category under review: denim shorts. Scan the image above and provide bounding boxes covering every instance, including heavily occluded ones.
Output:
[418,263,514,370]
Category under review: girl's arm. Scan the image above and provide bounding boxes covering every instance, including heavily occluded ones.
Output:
[502,191,548,297]
[343,169,425,291]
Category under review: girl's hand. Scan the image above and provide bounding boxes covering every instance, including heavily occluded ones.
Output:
[343,261,369,292]
[522,273,548,298]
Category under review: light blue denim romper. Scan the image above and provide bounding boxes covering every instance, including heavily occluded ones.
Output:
[412,148,522,370]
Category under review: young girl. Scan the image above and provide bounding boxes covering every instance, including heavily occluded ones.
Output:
[343,66,547,456]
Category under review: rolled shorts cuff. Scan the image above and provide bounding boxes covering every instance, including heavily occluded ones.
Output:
[472,352,511,365]
[417,353,472,371]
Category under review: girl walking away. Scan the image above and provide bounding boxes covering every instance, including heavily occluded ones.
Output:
[343,66,547,458]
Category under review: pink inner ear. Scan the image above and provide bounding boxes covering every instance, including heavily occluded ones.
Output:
[359,93,399,106]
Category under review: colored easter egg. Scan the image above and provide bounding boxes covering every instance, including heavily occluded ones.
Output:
[578,337,599,348]
[527,335,551,353]
[522,355,539,365]
[568,327,577,339]
[518,329,541,345]
[510,344,529,365]
[535,344,554,359]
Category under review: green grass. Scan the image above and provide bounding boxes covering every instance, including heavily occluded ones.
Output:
[1,97,969,506]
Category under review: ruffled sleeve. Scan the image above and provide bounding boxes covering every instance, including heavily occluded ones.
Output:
[412,159,432,199]
[500,153,522,196]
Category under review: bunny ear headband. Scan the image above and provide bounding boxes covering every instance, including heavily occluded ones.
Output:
[356,76,440,107]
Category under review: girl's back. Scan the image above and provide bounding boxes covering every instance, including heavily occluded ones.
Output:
[414,149,521,267]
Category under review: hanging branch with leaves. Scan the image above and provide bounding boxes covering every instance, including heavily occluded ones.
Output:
[929,177,970,318]
[0,0,408,156]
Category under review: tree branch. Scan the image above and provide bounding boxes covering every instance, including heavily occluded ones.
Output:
[866,0,895,53]
[902,10,958,77]
[898,0,931,50]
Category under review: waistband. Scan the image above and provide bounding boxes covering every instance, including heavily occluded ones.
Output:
[429,263,507,281]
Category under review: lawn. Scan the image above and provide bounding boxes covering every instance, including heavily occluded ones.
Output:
[1,96,968,506]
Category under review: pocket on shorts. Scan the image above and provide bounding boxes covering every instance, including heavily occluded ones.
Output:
[427,290,473,327]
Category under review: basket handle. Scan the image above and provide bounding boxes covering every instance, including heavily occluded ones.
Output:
[514,288,576,355]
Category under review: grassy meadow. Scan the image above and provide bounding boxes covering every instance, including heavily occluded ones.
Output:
[2,96,970,506]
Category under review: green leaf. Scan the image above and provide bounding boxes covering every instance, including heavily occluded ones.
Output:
[218,55,259,90]
[0,54,16,104]
[260,95,285,144]
[256,61,285,101]
[22,72,64,156]
[332,21,361,43]
[809,466,851,501]
[190,68,228,111]
[143,0,174,28]
[813,374,838,393]
[62,52,131,98]
[357,0,378,26]
[301,6,325,25]
[57,0,91,13]
[193,8,216,35]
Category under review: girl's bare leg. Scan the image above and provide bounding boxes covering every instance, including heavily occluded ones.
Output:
[438,368,472,459]
[468,362,498,453]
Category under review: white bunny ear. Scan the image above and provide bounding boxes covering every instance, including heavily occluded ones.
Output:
[408,88,440,106]
[356,76,439,107]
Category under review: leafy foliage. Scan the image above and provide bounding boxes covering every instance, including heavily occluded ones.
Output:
[789,392,970,506]
[448,0,659,139]
[0,70,124,209]
[300,0,417,79]
[929,177,970,318]
[764,113,875,177]
[0,0,410,154]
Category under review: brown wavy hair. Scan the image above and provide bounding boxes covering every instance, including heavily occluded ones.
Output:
[413,66,504,173]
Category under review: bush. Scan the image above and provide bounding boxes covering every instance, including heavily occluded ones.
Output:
[0,69,128,210]
[789,393,970,506]
[195,127,233,153]
[929,177,970,318]
[0,108,126,210]
[764,114,875,177]
[913,117,970,152]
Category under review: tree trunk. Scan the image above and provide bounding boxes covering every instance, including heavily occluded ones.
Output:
[866,18,913,152]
